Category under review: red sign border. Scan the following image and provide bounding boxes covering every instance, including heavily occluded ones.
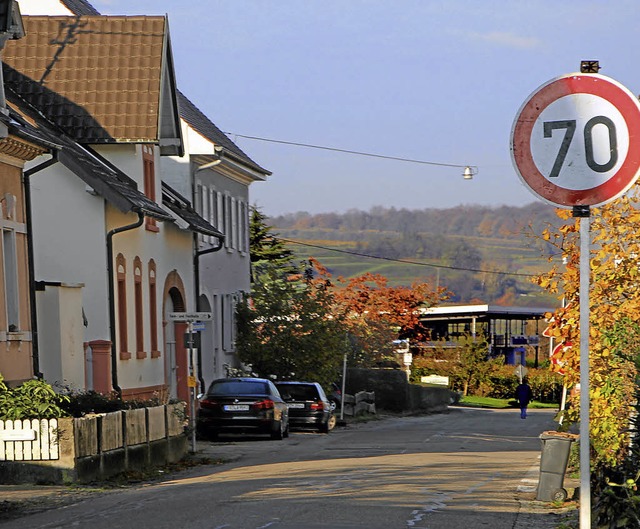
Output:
[511,74,640,207]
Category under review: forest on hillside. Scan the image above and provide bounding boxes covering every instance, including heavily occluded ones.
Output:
[269,202,561,239]
[266,203,568,306]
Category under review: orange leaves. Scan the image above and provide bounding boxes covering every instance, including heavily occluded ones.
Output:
[532,188,640,465]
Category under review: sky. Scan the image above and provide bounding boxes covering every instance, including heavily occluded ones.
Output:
[85,1,640,217]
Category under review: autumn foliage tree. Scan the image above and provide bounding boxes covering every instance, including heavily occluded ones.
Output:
[323,265,447,367]
[535,190,640,466]
[238,211,448,384]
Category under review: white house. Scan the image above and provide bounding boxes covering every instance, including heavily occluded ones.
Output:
[162,92,270,390]
[12,0,272,398]
[3,13,217,405]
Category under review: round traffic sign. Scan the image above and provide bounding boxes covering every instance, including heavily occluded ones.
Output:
[511,73,640,207]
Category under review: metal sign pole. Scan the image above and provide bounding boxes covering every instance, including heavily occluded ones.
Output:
[188,322,196,454]
[578,209,591,528]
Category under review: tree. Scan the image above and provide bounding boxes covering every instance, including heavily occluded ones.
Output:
[455,336,501,397]
[235,259,347,387]
[249,206,294,269]
[327,269,447,367]
[535,190,640,466]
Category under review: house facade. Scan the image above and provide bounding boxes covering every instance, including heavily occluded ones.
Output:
[0,109,52,385]
[7,0,270,398]
[2,13,215,403]
[0,0,58,386]
[163,92,270,390]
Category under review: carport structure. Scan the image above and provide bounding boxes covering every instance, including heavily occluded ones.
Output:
[417,304,557,366]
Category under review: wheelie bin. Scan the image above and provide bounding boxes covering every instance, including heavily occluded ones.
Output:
[536,431,578,502]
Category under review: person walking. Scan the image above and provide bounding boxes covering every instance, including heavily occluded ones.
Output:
[515,378,533,419]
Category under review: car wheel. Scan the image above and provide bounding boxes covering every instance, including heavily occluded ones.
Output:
[196,424,218,441]
[271,420,284,440]
[283,421,290,438]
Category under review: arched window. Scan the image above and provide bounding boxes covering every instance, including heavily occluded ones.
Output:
[116,253,130,360]
[149,260,160,357]
[134,257,145,358]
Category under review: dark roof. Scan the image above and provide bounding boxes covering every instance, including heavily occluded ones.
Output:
[161,182,225,238]
[177,90,271,176]
[0,111,61,153]
[60,0,100,15]
[6,85,173,221]
[420,304,555,321]
[3,16,181,151]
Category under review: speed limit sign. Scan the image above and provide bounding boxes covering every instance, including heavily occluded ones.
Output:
[511,73,640,207]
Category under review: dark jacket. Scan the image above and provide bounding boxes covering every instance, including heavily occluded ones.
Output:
[515,383,533,406]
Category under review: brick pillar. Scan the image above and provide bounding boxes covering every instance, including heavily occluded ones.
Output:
[174,322,190,409]
[89,339,112,394]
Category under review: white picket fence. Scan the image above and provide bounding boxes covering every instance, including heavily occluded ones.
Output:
[0,419,59,461]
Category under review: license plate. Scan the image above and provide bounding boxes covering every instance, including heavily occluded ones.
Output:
[223,404,249,411]
[287,403,305,409]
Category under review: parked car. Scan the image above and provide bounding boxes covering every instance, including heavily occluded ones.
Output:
[197,377,289,440]
[275,381,335,433]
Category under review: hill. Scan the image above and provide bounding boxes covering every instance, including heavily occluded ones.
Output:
[266,203,566,307]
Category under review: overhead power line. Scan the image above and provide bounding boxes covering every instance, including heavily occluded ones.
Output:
[225,132,474,170]
[279,237,540,278]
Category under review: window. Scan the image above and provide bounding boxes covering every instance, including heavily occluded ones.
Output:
[134,257,145,358]
[2,229,19,331]
[143,146,158,232]
[149,260,159,357]
[231,197,237,249]
[208,187,216,243]
[222,294,236,350]
[195,181,204,244]
[116,254,131,359]
[239,201,248,254]
[223,194,230,249]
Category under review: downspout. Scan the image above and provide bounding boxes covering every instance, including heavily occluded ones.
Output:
[23,152,59,378]
[194,235,224,393]
[107,212,144,397]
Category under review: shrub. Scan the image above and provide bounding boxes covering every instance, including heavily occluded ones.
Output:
[60,389,168,418]
[410,358,563,403]
[593,389,640,528]
[0,374,70,420]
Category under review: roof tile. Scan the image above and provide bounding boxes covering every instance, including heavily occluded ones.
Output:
[3,15,167,143]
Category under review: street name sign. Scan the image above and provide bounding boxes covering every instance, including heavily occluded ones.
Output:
[168,312,212,322]
[511,73,640,207]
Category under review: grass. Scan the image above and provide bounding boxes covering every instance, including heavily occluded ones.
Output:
[457,395,560,409]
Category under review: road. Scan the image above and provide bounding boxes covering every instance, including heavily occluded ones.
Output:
[1,407,569,529]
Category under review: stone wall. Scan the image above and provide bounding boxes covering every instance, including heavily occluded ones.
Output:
[346,368,454,414]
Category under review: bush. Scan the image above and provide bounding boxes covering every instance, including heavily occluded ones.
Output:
[410,359,563,403]
[0,374,70,420]
[0,374,176,420]
[60,389,168,418]
[593,389,640,528]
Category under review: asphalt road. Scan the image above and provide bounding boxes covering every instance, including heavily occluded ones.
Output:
[0,407,573,529]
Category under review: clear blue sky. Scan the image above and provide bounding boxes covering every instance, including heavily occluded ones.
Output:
[91,0,640,216]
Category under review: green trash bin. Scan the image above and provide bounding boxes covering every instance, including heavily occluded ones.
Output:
[536,431,578,502]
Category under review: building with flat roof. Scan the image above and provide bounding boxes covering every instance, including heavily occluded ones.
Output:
[417,304,557,366]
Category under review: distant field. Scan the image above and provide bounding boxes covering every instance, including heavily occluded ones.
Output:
[277,228,557,306]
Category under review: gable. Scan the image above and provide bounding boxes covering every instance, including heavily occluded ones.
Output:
[2,15,183,154]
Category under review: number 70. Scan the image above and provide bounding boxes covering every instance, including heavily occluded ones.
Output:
[543,117,618,178]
